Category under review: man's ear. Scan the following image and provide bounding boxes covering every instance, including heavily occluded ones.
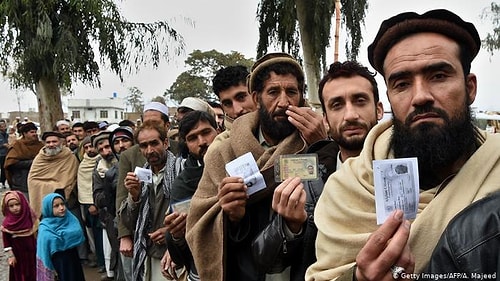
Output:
[252,91,260,108]
[163,137,170,149]
[466,73,477,105]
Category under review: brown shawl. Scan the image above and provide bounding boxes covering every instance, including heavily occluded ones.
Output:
[306,121,500,280]
[28,146,79,217]
[4,138,44,185]
[186,111,307,281]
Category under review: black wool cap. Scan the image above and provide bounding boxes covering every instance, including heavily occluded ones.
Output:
[368,9,481,75]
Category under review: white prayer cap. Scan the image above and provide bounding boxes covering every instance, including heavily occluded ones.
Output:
[144,102,168,116]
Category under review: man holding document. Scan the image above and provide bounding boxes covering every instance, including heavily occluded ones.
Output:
[306,9,500,281]
[186,53,310,281]
[121,120,177,281]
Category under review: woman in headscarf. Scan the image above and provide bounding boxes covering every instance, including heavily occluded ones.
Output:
[36,193,86,281]
[1,190,38,281]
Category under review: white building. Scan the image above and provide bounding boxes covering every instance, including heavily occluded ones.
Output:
[68,97,125,123]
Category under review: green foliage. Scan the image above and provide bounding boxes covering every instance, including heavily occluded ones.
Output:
[167,50,254,103]
[256,0,368,64]
[126,86,144,113]
[482,2,500,54]
[0,0,185,90]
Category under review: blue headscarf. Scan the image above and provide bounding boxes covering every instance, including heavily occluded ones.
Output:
[36,193,85,278]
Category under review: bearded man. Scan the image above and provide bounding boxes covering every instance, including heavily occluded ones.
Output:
[306,9,500,281]
[27,131,79,217]
[186,53,311,281]
[4,122,44,199]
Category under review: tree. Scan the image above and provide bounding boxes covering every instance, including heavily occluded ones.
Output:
[482,2,500,54]
[256,0,369,107]
[126,86,144,114]
[166,49,254,103]
[0,0,185,131]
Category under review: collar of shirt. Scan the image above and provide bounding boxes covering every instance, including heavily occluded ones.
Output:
[152,165,166,194]
[258,126,272,149]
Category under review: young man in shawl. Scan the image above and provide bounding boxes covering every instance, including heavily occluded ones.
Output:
[121,120,177,281]
[37,193,85,281]
[306,9,500,281]
[1,190,38,281]
[27,131,79,217]
[4,122,44,200]
[186,53,317,281]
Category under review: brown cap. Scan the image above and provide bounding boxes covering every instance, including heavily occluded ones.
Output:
[41,131,64,141]
[247,52,304,93]
[368,9,481,75]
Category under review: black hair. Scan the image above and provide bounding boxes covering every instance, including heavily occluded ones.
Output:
[212,65,249,97]
[318,61,379,112]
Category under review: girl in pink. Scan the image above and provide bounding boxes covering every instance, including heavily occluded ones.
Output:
[1,191,38,281]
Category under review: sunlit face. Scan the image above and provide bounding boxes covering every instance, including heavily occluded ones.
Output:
[384,32,476,130]
[66,135,79,150]
[72,126,85,140]
[45,136,62,149]
[52,197,66,217]
[322,75,383,151]
[143,110,167,128]
[137,129,169,169]
[57,124,71,134]
[184,120,218,160]
[253,72,304,143]
[113,137,133,154]
[219,84,257,120]
[7,199,21,215]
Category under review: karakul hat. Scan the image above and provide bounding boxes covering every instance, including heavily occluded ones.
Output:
[368,9,481,75]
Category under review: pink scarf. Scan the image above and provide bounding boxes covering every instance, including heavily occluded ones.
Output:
[1,191,38,237]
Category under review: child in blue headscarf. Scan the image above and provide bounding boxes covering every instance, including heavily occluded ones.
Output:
[36,193,86,281]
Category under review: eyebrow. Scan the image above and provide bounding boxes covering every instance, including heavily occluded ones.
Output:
[387,61,455,85]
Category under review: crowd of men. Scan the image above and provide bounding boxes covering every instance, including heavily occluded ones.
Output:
[1,8,499,281]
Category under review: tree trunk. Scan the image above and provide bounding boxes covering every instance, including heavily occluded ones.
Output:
[295,0,321,110]
[334,0,341,62]
[35,76,65,132]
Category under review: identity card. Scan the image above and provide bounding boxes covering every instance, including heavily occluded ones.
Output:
[225,152,266,196]
[373,158,419,225]
[274,153,319,182]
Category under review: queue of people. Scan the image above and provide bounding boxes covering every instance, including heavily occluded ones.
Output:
[1,8,499,281]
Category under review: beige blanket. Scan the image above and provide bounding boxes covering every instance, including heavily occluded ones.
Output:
[186,111,307,281]
[305,121,500,280]
[28,147,79,217]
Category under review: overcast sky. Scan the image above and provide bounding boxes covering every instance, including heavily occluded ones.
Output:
[1,0,499,114]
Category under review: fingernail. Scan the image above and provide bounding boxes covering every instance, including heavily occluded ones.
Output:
[404,220,411,229]
[393,210,403,221]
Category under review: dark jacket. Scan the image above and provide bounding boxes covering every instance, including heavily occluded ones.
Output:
[251,140,339,281]
[166,155,203,278]
[421,191,500,280]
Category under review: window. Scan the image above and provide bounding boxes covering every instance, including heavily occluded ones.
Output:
[100,110,108,118]
[115,110,118,119]
[72,111,80,119]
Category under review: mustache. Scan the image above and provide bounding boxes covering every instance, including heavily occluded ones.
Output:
[272,109,288,118]
[405,105,449,125]
[341,121,366,131]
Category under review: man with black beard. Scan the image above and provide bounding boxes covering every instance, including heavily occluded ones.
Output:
[27,131,79,217]
[162,110,218,280]
[306,9,500,281]
[187,53,311,281]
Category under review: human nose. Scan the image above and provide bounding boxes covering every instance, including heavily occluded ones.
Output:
[343,103,359,121]
[411,78,434,106]
[277,91,289,108]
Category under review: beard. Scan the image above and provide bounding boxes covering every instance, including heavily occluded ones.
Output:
[333,120,376,151]
[259,105,297,144]
[45,145,63,156]
[102,153,115,162]
[390,100,476,189]
[68,143,78,151]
